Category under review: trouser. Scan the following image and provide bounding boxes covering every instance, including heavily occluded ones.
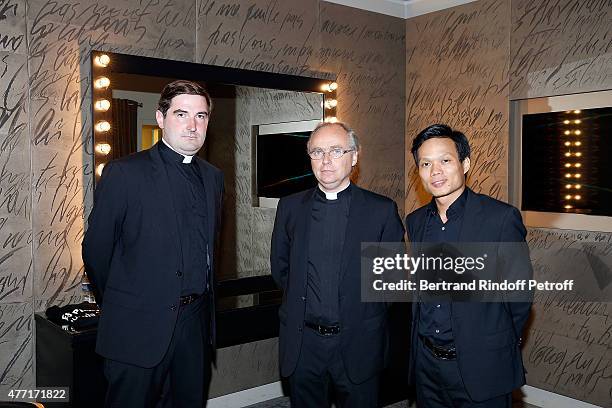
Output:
[103,298,211,408]
[415,337,512,408]
[289,325,379,408]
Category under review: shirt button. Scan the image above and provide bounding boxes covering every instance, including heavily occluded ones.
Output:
[176,270,183,277]
[435,329,440,333]
[436,304,441,308]
[301,296,306,301]
[298,326,303,332]
[441,226,446,231]
[170,305,177,311]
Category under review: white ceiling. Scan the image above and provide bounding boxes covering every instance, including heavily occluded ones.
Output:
[323,0,478,19]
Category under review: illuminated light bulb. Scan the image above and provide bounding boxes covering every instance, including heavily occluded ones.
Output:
[564,152,571,157]
[324,99,338,109]
[95,54,110,67]
[575,130,581,135]
[96,163,105,176]
[575,141,581,146]
[95,120,111,132]
[574,119,581,124]
[563,120,570,124]
[95,99,111,111]
[94,76,110,89]
[329,82,338,91]
[564,130,571,135]
[564,163,571,168]
[325,116,338,123]
[574,163,581,168]
[564,205,572,209]
[574,195,581,200]
[574,173,581,178]
[565,184,572,189]
[95,143,111,155]
[565,194,572,200]
[564,141,571,146]
[565,173,572,178]
[575,184,581,189]
[573,110,581,114]
[575,152,582,157]
[321,84,331,92]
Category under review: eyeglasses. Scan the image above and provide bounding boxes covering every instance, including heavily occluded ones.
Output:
[308,147,355,160]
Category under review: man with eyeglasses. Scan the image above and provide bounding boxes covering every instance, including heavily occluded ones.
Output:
[271,122,405,407]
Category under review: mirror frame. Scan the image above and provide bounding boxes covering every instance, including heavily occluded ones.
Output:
[90,50,337,181]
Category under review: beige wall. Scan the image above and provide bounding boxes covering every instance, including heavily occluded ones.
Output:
[0,0,405,395]
[405,0,612,405]
[405,0,511,212]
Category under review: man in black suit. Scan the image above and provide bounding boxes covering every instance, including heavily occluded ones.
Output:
[82,80,223,407]
[270,122,405,407]
[405,124,532,407]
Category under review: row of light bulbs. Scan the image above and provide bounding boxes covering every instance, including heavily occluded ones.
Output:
[323,82,338,123]
[93,53,113,177]
[562,111,584,210]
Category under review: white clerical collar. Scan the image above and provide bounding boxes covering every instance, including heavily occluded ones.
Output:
[162,138,194,163]
[319,183,350,200]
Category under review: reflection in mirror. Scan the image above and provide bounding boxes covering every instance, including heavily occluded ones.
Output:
[90,51,334,312]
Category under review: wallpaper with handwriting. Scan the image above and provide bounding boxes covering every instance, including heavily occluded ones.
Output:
[510,0,612,99]
[317,2,406,206]
[509,1,611,405]
[526,228,612,407]
[405,0,510,213]
[0,0,406,396]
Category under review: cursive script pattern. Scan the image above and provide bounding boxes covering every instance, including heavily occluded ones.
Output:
[526,228,612,407]
[510,0,612,99]
[405,0,510,214]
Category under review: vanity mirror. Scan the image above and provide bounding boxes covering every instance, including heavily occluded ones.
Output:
[89,51,338,345]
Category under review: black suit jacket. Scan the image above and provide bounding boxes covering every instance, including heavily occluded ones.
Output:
[405,188,532,401]
[271,185,405,384]
[82,143,223,368]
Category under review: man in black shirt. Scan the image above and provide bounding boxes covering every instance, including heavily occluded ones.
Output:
[405,124,532,407]
[83,80,223,407]
[271,122,405,407]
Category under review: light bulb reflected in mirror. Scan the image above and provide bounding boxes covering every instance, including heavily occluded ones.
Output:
[95,143,111,155]
[95,54,110,67]
[95,99,111,111]
[95,77,110,89]
[95,121,111,132]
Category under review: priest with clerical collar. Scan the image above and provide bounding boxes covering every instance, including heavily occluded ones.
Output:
[271,122,405,408]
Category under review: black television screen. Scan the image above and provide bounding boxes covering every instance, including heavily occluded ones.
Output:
[257,131,316,198]
[522,106,612,216]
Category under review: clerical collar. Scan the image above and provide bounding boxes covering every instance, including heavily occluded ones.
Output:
[161,138,194,163]
[317,183,351,201]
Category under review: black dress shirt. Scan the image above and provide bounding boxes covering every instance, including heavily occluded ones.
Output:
[304,185,352,326]
[158,141,209,296]
[418,188,468,346]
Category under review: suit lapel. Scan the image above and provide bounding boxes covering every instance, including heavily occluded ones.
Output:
[458,188,483,242]
[148,144,182,259]
[298,189,315,291]
[194,158,218,254]
[339,186,364,282]
[410,206,429,256]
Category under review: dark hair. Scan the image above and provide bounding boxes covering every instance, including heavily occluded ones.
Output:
[411,124,470,163]
[157,80,213,116]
